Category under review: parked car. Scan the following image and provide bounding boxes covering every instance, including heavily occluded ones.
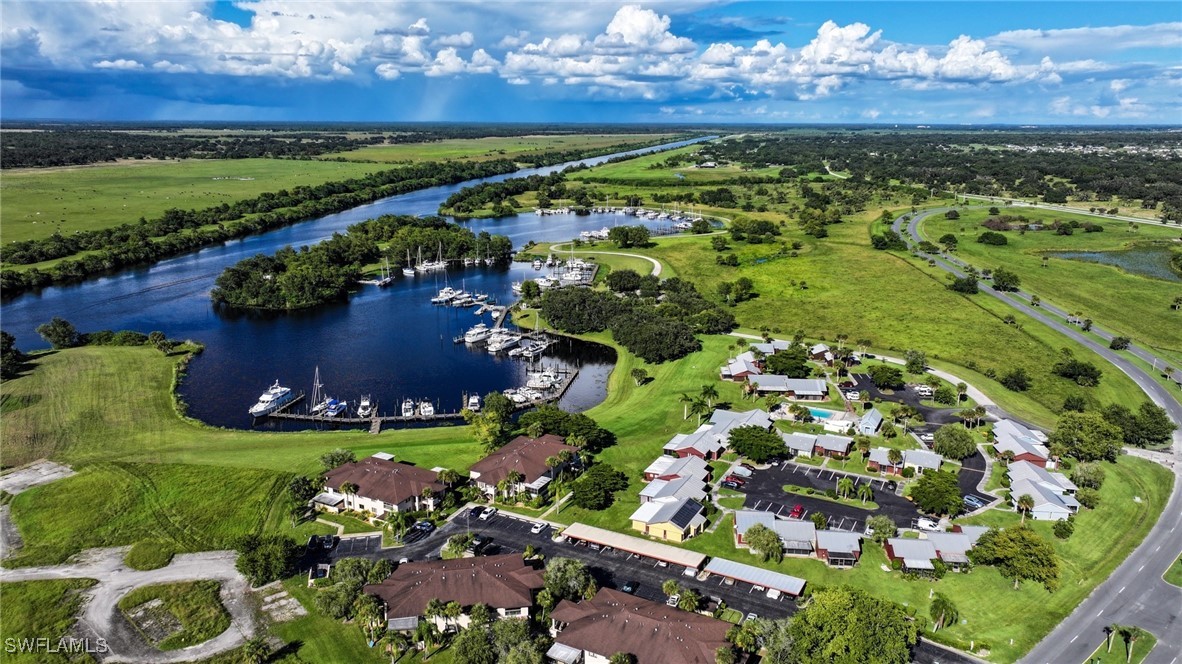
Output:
[620,580,639,594]
[885,480,898,491]
[469,506,485,519]
[729,466,753,478]
[789,504,804,519]
[844,391,861,400]
[916,518,940,532]
[479,507,497,521]
[963,495,986,510]
[321,535,336,550]
[721,480,743,490]
[740,463,756,472]
[746,612,759,622]
[530,522,547,534]
[723,475,746,486]
[919,433,935,443]
[398,557,409,564]
[468,535,492,553]
[666,594,680,607]
[414,520,435,533]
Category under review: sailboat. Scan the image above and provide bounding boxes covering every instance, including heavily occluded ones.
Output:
[309,367,330,415]
[376,258,394,287]
[402,249,416,277]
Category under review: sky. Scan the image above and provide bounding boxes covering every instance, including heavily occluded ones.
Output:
[2,1,1180,124]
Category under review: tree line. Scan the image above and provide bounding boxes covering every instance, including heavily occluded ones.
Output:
[538,276,736,363]
[210,215,510,310]
[0,160,518,297]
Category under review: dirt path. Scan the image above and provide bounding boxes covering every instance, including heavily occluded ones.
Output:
[0,548,256,663]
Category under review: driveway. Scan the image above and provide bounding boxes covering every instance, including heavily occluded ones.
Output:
[849,374,963,426]
[0,548,256,663]
[958,451,996,510]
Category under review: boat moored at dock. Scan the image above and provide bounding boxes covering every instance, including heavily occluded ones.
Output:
[249,380,295,417]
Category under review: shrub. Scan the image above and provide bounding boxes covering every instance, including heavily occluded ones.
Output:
[1000,368,1031,391]
[977,231,1008,246]
[901,467,916,479]
[1076,487,1101,509]
[1053,517,1075,540]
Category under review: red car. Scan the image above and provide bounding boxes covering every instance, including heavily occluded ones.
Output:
[788,504,804,519]
[723,474,746,486]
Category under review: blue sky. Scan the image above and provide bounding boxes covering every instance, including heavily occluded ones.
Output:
[2,1,1179,124]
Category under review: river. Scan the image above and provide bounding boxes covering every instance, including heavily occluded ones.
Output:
[1,137,710,429]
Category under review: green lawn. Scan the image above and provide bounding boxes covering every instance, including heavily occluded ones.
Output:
[118,580,230,651]
[327,134,676,164]
[316,513,381,535]
[0,159,386,244]
[124,540,175,570]
[0,579,97,664]
[271,576,387,664]
[918,207,1182,366]
[1165,553,1182,588]
[1083,631,1157,664]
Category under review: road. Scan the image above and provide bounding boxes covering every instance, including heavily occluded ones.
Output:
[956,193,1170,228]
[895,209,1182,664]
[316,510,976,664]
[0,548,256,663]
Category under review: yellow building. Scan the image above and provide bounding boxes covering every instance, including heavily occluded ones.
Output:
[629,498,706,542]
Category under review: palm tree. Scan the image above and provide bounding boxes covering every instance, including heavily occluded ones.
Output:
[1016,493,1035,524]
[857,482,874,505]
[387,510,413,543]
[689,398,711,426]
[442,601,462,633]
[888,448,903,467]
[340,482,360,510]
[437,468,461,487]
[662,579,681,598]
[837,476,855,499]
[700,384,719,408]
[424,598,445,626]
[1106,624,1121,653]
[1120,625,1149,664]
[929,593,959,631]
[956,382,968,402]
[834,333,849,349]
[381,632,410,664]
[727,623,759,653]
[677,589,701,612]
[526,421,545,439]
[678,393,694,420]
[420,486,435,511]
[764,394,783,413]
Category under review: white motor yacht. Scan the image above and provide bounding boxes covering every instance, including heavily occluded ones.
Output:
[249,380,295,417]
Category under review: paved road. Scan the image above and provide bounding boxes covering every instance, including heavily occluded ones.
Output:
[957,194,1171,228]
[0,548,256,663]
[548,242,663,277]
[895,209,1182,664]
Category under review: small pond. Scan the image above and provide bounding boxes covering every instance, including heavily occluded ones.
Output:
[1046,245,1182,282]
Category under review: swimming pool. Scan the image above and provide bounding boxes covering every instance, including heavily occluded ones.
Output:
[808,407,840,419]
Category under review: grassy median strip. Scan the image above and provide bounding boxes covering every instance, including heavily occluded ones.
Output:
[782,484,880,511]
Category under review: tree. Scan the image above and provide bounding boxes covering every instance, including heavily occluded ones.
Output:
[866,515,896,543]
[1104,402,1176,448]
[0,331,23,379]
[837,476,855,499]
[544,557,596,601]
[36,317,80,349]
[929,593,959,631]
[904,349,927,374]
[710,236,728,252]
[887,448,903,466]
[147,330,173,354]
[789,586,918,664]
[630,368,648,386]
[1016,493,1035,524]
[570,463,627,510]
[765,344,811,377]
[452,626,497,664]
[868,365,905,390]
[949,274,979,294]
[1000,367,1032,392]
[606,269,642,293]
[933,385,957,405]
[991,267,1021,292]
[1049,411,1122,462]
[1106,624,1120,653]
[340,481,360,510]
[677,589,702,612]
[678,393,694,420]
[321,448,356,471]
[970,526,1060,591]
[700,384,719,407]
[689,398,711,425]
[662,579,681,598]
[503,643,544,664]
[933,424,977,460]
[714,645,738,664]
[520,279,541,300]
[1120,625,1149,664]
[608,654,635,664]
[235,534,301,586]
[381,632,411,664]
[354,593,387,645]
[1062,394,1087,412]
[1070,462,1106,490]
[728,425,785,463]
[744,524,784,563]
[810,511,828,529]
[1109,336,1131,350]
[857,482,875,505]
[911,470,962,516]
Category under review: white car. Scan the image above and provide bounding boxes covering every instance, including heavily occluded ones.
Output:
[916,518,940,532]
[530,522,547,534]
[479,507,497,521]
[666,594,680,607]
[844,391,861,400]
[919,433,935,443]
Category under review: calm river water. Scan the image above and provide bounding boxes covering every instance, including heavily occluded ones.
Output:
[1,138,709,429]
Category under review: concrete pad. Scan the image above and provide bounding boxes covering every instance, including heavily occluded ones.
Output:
[0,460,76,494]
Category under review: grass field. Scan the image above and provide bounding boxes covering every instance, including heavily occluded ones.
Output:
[0,159,387,244]
[639,212,1150,425]
[326,134,676,164]
[1165,553,1182,588]
[124,540,175,570]
[918,206,1182,365]
[567,145,786,184]
[118,580,230,651]
[0,579,97,664]
[1083,632,1157,664]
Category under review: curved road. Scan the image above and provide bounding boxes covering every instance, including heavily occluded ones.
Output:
[894,209,1182,664]
[548,242,663,277]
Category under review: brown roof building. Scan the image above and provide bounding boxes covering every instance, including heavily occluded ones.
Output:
[549,588,731,664]
[321,454,443,516]
[468,434,577,494]
[363,554,544,624]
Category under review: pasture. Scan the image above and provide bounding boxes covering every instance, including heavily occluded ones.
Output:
[326,133,675,164]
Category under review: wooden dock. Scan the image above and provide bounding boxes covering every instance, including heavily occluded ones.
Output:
[264,367,580,427]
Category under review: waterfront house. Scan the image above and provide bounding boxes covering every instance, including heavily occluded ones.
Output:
[321,453,443,517]
[468,434,578,498]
